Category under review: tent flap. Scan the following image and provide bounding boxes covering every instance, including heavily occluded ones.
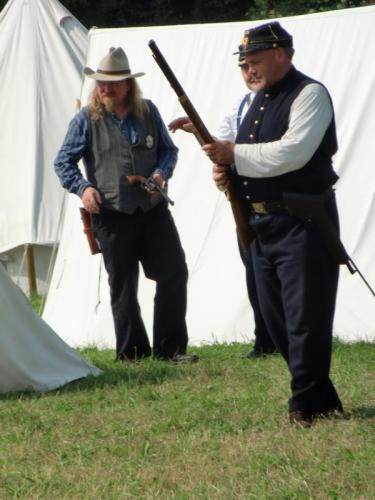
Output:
[43,6,375,346]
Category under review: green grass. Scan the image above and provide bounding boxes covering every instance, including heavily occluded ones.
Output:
[29,293,44,315]
[0,341,374,499]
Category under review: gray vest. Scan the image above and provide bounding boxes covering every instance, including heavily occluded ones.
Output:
[82,99,161,213]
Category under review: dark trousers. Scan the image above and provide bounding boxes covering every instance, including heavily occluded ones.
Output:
[249,197,343,414]
[240,242,276,353]
[93,203,188,360]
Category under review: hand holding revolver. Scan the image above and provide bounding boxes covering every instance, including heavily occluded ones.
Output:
[127,174,174,205]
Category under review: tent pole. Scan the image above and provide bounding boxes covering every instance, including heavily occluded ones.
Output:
[25,244,37,296]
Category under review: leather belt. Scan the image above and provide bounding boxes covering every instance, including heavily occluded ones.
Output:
[249,189,334,215]
[250,200,287,214]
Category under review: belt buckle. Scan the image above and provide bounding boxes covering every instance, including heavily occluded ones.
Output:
[252,201,268,214]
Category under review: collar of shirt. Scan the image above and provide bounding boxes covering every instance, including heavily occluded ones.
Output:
[110,112,138,145]
[237,91,255,129]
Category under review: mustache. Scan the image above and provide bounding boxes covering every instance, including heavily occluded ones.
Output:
[102,97,116,112]
[100,95,130,112]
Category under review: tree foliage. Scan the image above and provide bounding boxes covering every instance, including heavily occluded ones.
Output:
[246,0,370,20]
[54,0,251,29]
[0,0,372,28]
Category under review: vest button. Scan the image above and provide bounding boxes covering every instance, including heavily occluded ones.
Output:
[260,106,265,111]
[245,195,250,200]
[254,120,259,124]
[243,181,248,186]
[265,93,270,98]
[249,134,254,139]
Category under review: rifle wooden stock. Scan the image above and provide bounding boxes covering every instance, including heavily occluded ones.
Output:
[149,40,254,251]
[79,207,101,255]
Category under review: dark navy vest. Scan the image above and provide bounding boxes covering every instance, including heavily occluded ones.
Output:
[235,66,338,202]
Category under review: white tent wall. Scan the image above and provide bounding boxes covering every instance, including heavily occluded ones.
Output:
[0,244,55,295]
[43,6,375,348]
[0,0,87,293]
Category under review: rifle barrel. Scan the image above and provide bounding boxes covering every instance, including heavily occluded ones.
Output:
[348,257,375,297]
[149,40,185,98]
[148,40,254,251]
[148,40,213,145]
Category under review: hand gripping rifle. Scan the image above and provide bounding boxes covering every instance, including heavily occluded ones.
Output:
[148,40,254,251]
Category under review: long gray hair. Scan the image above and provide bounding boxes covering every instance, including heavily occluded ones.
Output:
[87,78,149,121]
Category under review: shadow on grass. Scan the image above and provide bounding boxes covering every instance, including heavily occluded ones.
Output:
[349,406,375,419]
[0,358,196,400]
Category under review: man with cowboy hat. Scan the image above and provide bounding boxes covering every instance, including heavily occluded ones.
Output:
[55,47,197,364]
[203,21,344,427]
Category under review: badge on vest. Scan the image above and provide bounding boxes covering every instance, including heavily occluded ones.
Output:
[145,135,154,148]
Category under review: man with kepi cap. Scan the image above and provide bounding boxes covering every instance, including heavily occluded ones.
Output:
[55,47,197,364]
[203,22,343,427]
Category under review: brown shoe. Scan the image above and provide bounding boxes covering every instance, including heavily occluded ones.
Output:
[168,353,199,364]
[155,353,199,364]
[289,410,313,428]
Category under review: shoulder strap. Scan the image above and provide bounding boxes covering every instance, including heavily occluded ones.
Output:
[236,93,251,132]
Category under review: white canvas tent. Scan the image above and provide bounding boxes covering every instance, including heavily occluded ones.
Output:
[0,0,87,294]
[43,6,375,348]
[0,263,101,393]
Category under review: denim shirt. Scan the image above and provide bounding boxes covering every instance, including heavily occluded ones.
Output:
[54,100,178,197]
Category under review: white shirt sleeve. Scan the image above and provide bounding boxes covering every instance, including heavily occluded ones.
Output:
[216,92,254,141]
[234,83,333,178]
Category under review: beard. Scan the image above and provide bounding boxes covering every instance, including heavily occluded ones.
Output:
[101,95,130,113]
[102,96,116,112]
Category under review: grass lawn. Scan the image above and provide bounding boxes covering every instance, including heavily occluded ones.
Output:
[0,341,374,499]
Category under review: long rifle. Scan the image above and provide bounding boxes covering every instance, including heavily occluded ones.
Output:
[148,40,254,251]
[283,192,375,297]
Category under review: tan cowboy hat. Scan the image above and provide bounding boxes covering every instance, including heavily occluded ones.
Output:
[84,47,145,81]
